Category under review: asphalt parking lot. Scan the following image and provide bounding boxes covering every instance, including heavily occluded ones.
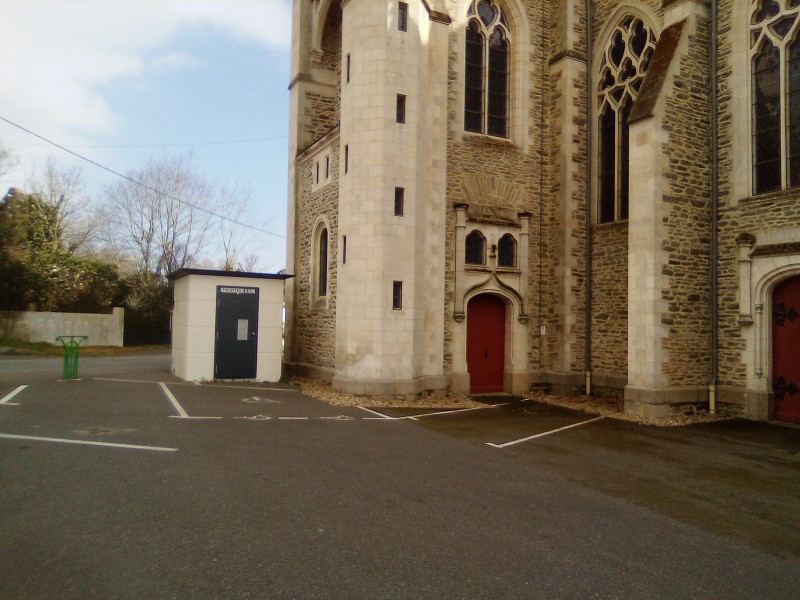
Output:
[1,351,799,599]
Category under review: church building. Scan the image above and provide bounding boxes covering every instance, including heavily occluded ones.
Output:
[284,0,800,423]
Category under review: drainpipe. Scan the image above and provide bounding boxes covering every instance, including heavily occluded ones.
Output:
[537,0,546,374]
[584,0,594,396]
[710,0,719,414]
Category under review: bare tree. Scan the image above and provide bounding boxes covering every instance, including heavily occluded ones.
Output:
[98,152,252,277]
[217,182,255,270]
[0,142,18,188]
[26,156,96,253]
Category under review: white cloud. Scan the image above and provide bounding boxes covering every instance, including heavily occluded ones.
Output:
[0,0,291,188]
[151,52,202,72]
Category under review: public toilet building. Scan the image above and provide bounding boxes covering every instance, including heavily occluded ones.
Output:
[168,269,292,382]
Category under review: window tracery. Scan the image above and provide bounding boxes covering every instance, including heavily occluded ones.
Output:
[464,1,510,138]
[750,0,800,194]
[597,16,656,223]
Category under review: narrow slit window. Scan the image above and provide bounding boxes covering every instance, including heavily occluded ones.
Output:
[392,281,403,310]
[342,235,347,265]
[396,94,406,124]
[325,156,330,179]
[394,187,405,216]
[398,2,408,32]
[344,144,349,174]
[318,228,328,298]
[346,53,351,83]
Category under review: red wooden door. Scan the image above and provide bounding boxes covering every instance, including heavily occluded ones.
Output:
[467,294,505,393]
[773,276,800,423]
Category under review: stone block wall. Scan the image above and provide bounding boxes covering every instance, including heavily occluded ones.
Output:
[590,221,628,378]
[659,10,712,387]
[443,0,550,379]
[292,142,340,371]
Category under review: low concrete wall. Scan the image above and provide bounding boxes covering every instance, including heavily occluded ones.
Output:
[0,308,124,347]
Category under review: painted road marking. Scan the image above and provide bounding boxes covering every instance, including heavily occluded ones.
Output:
[278,416,309,420]
[397,404,509,420]
[159,382,189,417]
[0,385,27,406]
[242,396,282,404]
[159,382,222,420]
[0,432,177,452]
[95,378,299,392]
[357,406,398,420]
[486,416,606,449]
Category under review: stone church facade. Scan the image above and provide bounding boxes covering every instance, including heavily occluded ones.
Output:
[284,0,800,423]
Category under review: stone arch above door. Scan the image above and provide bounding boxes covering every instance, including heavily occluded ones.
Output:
[736,230,800,420]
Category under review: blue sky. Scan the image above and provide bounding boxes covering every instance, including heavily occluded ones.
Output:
[0,0,292,272]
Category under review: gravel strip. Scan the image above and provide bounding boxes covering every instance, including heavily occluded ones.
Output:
[292,377,730,426]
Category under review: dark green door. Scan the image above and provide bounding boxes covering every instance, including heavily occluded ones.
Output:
[215,286,259,379]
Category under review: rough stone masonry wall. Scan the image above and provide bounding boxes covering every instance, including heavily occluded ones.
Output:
[712,0,800,393]
[545,0,589,379]
[306,93,338,146]
[442,0,549,375]
[585,0,664,385]
[660,12,713,387]
[304,4,342,148]
[590,221,628,378]
[712,0,744,390]
[293,146,340,370]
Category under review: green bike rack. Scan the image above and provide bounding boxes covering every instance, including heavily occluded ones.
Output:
[55,335,88,380]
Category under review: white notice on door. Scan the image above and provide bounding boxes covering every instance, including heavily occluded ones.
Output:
[237,319,248,341]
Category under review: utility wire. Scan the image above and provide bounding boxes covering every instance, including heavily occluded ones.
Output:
[0,115,286,239]
[8,136,287,149]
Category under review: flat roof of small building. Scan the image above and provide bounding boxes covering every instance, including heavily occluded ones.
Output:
[167,268,294,281]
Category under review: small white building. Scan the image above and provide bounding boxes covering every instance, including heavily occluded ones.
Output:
[168,269,292,382]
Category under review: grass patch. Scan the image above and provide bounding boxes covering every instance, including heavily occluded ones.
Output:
[0,338,169,357]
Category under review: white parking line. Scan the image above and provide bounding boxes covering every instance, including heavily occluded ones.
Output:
[486,416,605,449]
[357,406,397,420]
[159,382,222,420]
[159,382,189,417]
[0,432,177,452]
[397,404,509,420]
[95,378,299,392]
[0,385,27,406]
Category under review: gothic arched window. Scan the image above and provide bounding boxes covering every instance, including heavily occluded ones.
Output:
[315,225,329,298]
[465,1,510,138]
[465,230,486,265]
[597,16,656,223]
[750,0,800,194]
[498,233,516,267]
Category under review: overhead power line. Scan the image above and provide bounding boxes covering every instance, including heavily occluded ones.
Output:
[0,115,286,240]
[7,135,287,149]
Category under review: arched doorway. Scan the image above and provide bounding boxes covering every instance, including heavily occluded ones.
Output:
[467,294,505,393]
[773,276,800,423]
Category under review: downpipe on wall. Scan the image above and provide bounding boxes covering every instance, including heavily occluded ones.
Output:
[584,0,594,397]
[709,0,719,414]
